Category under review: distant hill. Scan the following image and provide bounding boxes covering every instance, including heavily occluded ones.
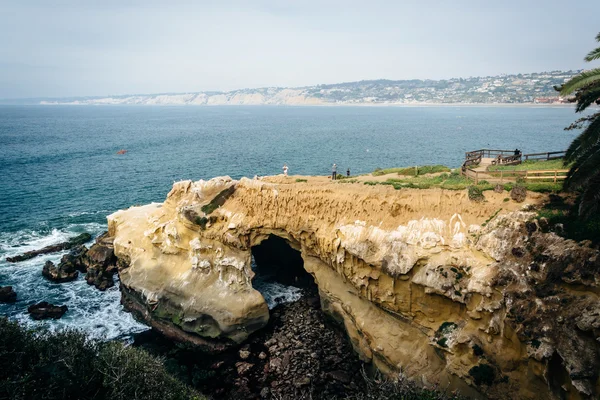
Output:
[6,70,581,106]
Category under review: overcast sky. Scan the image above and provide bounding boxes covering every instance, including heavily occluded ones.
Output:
[1,0,598,98]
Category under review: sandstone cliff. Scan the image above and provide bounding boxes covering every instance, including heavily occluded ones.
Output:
[108,176,600,399]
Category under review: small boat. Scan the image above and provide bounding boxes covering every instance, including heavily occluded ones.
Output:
[116,149,127,155]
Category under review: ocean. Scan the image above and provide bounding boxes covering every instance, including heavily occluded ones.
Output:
[0,105,580,339]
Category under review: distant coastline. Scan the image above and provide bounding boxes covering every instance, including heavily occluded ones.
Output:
[1,69,581,107]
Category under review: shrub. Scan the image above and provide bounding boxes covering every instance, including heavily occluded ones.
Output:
[295,179,307,183]
[201,186,235,215]
[469,364,496,386]
[468,185,485,202]
[351,369,464,400]
[0,318,201,400]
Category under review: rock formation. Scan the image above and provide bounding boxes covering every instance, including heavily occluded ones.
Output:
[27,302,68,320]
[108,176,600,399]
[83,232,118,291]
[5,233,91,263]
[41,245,87,283]
[0,286,17,303]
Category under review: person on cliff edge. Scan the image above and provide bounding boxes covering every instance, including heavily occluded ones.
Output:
[283,164,288,176]
[332,163,337,180]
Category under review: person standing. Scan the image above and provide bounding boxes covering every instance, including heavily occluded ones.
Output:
[332,163,337,180]
[283,164,288,176]
[346,168,350,177]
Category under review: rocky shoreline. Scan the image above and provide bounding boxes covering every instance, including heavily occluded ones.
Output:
[134,292,368,400]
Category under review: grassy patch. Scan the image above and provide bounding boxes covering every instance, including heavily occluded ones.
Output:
[295,178,307,183]
[488,159,569,171]
[372,165,450,176]
[201,185,235,215]
[0,318,202,400]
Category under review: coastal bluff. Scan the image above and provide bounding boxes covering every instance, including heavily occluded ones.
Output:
[107,176,600,399]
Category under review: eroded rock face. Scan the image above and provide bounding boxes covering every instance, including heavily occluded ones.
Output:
[108,176,600,399]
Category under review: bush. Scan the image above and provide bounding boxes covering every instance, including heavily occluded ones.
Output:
[0,318,201,400]
[350,369,463,400]
[468,186,485,202]
[469,364,496,386]
[295,179,307,183]
[372,165,450,177]
[201,186,235,215]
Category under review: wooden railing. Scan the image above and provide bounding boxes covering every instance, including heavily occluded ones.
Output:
[461,168,569,184]
[523,151,567,161]
[465,149,517,159]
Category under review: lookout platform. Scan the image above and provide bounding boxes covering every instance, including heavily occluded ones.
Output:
[461,149,568,184]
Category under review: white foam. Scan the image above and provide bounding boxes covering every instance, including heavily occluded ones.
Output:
[0,222,149,341]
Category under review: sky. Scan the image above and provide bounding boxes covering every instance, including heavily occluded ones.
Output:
[1,0,599,99]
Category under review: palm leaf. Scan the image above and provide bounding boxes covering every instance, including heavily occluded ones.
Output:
[578,175,600,217]
[572,81,600,112]
[584,46,600,62]
[565,143,600,189]
[564,117,600,164]
[560,68,600,95]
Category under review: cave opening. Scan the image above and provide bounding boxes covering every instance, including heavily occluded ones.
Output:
[251,235,317,309]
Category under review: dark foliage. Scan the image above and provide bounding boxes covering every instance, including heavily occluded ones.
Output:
[557,32,600,218]
[0,318,201,400]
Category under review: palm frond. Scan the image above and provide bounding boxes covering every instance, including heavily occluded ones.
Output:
[560,68,600,95]
[575,86,600,112]
[578,175,600,218]
[565,143,600,189]
[564,116,600,164]
[584,46,600,62]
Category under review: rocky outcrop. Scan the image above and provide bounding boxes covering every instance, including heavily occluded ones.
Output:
[0,286,17,303]
[83,233,117,291]
[41,245,88,283]
[27,302,68,320]
[6,233,91,263]
[108,176,600,399]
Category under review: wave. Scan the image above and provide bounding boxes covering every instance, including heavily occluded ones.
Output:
[0,219,149,340]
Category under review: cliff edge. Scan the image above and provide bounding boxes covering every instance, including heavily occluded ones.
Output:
[108,176,600,399]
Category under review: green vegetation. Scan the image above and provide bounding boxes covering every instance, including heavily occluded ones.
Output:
[195,216,209,230]
[468,185,485,202]
[482,208,502,227]
[536,194,600,244]
[362,171,562,194]
[0,318,201,400]
[469,364,496,386]
[353,370,464,400]
[295,178,307,183]
[488,159,567,171]
[200,186,235,215]
[557,32,600,218]
[372,165,450,177]
[437,322,457,335]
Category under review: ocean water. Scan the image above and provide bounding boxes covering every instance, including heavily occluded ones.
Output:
[0,105,580,339]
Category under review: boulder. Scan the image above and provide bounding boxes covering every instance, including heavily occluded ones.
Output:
[27,302,68,320]
[42,260,78,283]
[510,185,527,202]
[6,233,91,263]
[0,286,17,303]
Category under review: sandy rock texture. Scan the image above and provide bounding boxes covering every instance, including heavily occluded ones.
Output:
[108,176,600,399]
